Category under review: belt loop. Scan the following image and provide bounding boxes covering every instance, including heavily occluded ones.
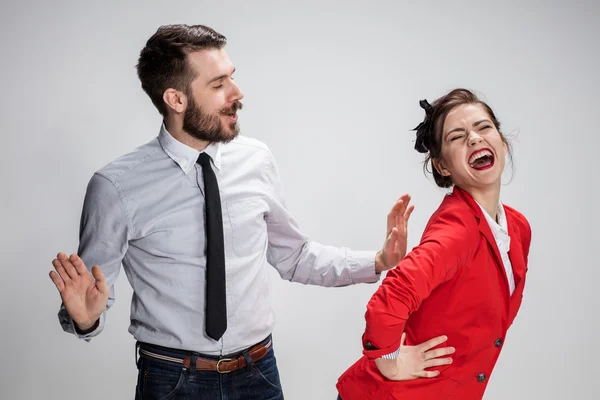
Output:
[135,342,141,369]
[187,352,197,383]
[189,352,198,374]
[242,350,253,377]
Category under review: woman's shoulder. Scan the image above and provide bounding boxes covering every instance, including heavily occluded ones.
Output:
[424,194,480,239]
[431,192,478,222]
[417,194,482,266]
[503,204,532,235]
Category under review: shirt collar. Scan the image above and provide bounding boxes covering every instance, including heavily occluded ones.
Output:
[496,202,508,232]
[158,123,222,174]
[476,201,509,235]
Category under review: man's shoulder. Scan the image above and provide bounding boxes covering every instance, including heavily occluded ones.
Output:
[95,138,162,183]
[226,135,270,154]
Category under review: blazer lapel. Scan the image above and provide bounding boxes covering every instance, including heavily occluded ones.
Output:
[453,188,509,299]
[506,212,526,291]
[477,218,508,287]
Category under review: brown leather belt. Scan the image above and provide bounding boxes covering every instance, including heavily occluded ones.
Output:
[139,339,272,374]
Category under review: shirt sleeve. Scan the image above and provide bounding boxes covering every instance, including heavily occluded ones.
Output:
[57,172,131,340]
[263,148,379,287]
[362,206,479,359]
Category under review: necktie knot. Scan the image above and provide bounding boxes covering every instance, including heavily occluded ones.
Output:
[197,152,212,167]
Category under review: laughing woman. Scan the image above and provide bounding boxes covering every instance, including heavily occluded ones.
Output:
[336,89,532,400]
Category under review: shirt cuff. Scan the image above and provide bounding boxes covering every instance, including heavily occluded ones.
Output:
[362,331,403,359]
[381,347,401,360]
[73,314,105,340]
[348,251,380,284]
[59,306,105,342]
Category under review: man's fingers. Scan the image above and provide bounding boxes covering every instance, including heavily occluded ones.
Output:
[52,258,71,283]
[387,200,404,232]
[393,229,407,254]
[385,227,399,250]
[392,197,408,214]
[398,193,411,204]
[417,335,449,352]
[386,228,400,260]
[394,198,414,230]
[57,252,79,280]
[91,265,109,295]
[396,203,414,227]
[397,194,411,213]
[389,194,411,218]
[423,357,453,368]
[70,254,89,276]
[412,370,440,379]
[49,270,65,292]
[424,346,455,361]
[404,204,415,221]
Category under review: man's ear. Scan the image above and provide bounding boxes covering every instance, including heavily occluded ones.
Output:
[163,88,187,114]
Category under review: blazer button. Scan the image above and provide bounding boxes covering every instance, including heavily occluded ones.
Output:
[477,373,487,383]
[494,338,503,348]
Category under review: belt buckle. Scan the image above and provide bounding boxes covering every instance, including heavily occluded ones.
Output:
[216,358,234,374]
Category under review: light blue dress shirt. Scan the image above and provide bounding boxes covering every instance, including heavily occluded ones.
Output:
[58,124,379,355]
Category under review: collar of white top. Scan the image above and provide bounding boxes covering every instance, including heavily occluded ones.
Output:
[158,123,222,174]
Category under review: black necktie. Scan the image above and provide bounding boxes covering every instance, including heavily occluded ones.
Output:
[197,152,227,340]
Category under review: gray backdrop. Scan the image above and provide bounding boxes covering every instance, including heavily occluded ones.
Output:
[1,0,598,399]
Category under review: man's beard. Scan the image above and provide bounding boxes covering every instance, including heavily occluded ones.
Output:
[182,97,243,143]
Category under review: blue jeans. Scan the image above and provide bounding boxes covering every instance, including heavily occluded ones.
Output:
[135,336,283,399]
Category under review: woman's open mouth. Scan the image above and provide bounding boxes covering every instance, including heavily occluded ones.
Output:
[468,148,495,171]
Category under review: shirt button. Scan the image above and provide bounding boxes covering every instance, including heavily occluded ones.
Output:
[495,338,503,348]
[477,373,487,383]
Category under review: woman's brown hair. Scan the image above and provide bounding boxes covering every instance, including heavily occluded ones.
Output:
[413,88,511,188]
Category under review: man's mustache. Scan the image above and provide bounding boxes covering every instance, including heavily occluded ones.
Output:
[221,101,243,114]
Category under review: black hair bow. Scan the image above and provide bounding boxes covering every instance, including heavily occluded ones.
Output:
[412,99,433,154]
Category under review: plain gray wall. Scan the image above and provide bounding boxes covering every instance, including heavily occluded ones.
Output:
[1,0,598,399]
